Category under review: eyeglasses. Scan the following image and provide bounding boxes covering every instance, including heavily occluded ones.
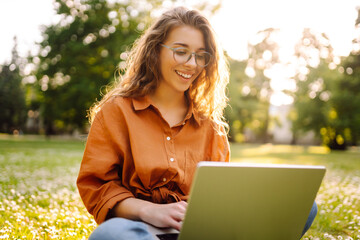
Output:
[161,44,212,67]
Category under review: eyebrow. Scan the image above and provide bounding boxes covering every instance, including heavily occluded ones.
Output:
[172,42,206,51]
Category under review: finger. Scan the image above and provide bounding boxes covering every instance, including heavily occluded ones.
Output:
[168,217,182,231]
[179,201,188,207]
[170,210,185,222]
[175,201,187,212]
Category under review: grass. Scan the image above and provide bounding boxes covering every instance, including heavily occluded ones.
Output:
[0,135,359,239]
[0,135,95,239]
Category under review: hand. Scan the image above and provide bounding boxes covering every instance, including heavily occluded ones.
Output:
[140,201,188,231]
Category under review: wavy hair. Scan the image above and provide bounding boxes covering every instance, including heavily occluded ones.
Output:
[88,7,229,133]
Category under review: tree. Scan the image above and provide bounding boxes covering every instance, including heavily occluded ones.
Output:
[0,37,27,133]
[326,62,360,148]
[291,59,342,147]
[291,25,360,149]
[290,29,336,146]
[329,12,360,147]
[225,58,250,142]
[33,0,159,134]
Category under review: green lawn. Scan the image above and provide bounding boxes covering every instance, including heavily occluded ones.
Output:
[0,135,95,239]
[0,136,359,239]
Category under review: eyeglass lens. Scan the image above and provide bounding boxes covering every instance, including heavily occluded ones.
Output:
[173,48,211,67]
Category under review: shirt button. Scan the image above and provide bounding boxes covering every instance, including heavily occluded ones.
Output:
[166,136,171,141]
[170,158,174,162]
[163,178,167,182]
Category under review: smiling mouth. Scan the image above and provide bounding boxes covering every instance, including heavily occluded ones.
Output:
[176,70,193,79]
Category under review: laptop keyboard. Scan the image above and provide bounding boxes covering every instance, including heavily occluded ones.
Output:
[156,233,179,240]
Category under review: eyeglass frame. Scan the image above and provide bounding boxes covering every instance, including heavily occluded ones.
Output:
[160,44,212,67]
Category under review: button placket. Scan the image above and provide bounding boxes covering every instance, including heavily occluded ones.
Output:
[164,130,176,165]
[158,113,179,187]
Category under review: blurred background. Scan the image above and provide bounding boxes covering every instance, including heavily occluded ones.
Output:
[0,0,359,150]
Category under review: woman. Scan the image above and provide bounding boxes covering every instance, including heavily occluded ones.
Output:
[77,6,317,239]
[77,6,230,239]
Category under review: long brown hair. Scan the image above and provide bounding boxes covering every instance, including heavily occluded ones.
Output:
[88,7,229,132]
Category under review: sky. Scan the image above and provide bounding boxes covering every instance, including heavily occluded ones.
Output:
[0,0,56,63]
[0,0,359,105]
[210,0,359,60]
[0,0,359,63]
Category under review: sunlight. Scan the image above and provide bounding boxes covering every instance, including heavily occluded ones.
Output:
[266,64,297,91]
[270,91,294,106]
[265,63,297,105]
[210,0,358,61]
[209,0,359,106]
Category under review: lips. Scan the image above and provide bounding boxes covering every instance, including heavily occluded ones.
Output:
[175,70,193,79]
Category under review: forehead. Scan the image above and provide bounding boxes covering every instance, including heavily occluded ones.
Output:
[164,25,205,49]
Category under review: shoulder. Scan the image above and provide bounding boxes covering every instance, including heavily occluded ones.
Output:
[99,96,133,114]
[89,96,137,136]
[102,95,131,109]
[93,96,133,123]
[196,115,224,131]
[196,117,230,161]
[195,116,227,140]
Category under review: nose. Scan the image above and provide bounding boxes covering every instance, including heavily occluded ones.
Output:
[184,53,197,67]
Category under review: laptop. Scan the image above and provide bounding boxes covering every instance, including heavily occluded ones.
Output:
[147,161,326,240]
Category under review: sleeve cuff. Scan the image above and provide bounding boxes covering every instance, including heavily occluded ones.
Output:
[94,192,135,224]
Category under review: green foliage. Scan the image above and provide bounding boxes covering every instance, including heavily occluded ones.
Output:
[0,38,27,133]
[225,59,249,142]
[292,60,335,138]
[33,0,154,134]
[293,61,360,150]
[291,27,360,149]
[291,25,360,150]
[333,53,360,146]
[290,29,332,140]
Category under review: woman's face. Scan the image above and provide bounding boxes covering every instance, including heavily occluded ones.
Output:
[158,25,205,95]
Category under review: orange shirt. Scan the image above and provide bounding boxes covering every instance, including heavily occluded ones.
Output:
[77,96,230,224]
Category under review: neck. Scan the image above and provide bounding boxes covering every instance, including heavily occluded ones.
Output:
[151,86,187,110]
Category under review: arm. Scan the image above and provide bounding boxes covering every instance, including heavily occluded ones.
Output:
[77,109,134,224]
[110,198,187,231]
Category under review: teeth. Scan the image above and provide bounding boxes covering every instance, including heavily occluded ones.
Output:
[176,70,192,79]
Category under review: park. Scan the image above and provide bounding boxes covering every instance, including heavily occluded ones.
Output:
[1,0,360,239]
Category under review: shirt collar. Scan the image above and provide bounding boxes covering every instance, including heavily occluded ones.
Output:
[132,95,152,111]
[131,95,200,126]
